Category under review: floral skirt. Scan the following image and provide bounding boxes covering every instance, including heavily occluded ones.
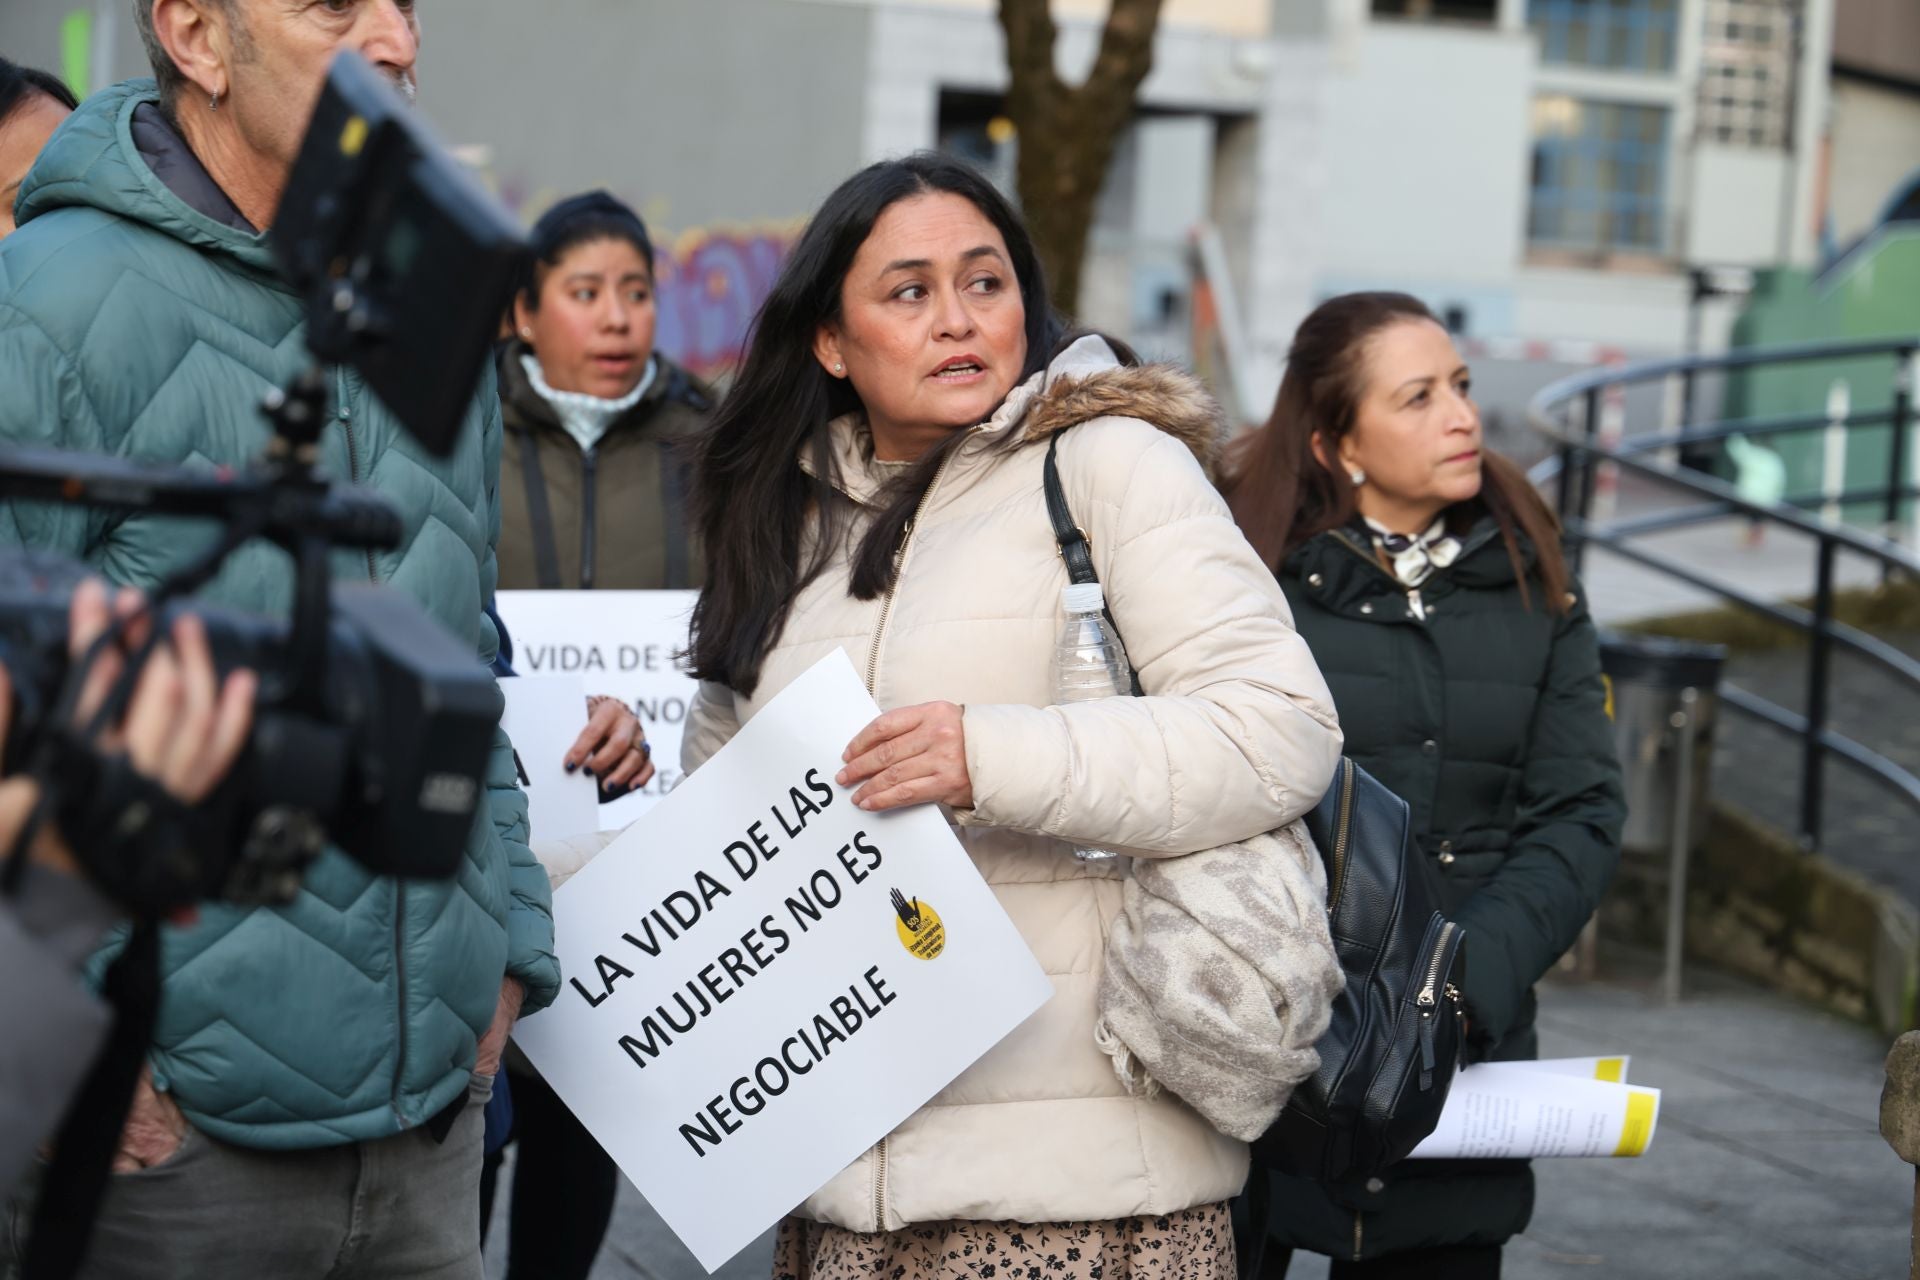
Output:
[772,1203,1237,1280]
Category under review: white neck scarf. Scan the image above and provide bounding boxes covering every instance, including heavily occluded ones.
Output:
[1364,515,1462,588]
[522,353,657,455]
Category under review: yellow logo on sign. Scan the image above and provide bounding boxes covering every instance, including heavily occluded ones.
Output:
[890,889,946,961]
[340,116,369,158]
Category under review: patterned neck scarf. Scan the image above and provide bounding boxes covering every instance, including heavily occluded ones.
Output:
[1364,515,1462,588]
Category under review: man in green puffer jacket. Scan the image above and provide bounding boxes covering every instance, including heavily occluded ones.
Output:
[0,4,557,1276]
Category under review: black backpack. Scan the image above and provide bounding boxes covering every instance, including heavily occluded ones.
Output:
[1040,433,1466,1178]
[1254,755,1466,1179]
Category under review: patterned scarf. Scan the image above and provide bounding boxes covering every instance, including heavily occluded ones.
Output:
[1364,515,1462,589]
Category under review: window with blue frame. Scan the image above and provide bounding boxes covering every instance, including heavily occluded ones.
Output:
[1530,0,1680,72]
[1528,96,1671,253]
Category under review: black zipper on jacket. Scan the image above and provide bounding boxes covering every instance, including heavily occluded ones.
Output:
[1320,529,1458,889]
[336,369,408,1120]
[391,889,410,1121]
[580,448,598,590]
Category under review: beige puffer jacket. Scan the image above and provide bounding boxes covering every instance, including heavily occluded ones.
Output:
[683,336,1344,1231]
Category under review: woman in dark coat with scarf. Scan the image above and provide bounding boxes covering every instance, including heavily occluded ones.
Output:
[1223,292,1626,1278]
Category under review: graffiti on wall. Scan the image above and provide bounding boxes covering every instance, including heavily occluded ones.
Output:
[495,178,799,378]
[652,226,797,378]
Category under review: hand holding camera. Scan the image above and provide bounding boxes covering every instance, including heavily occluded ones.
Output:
[0,579,256,904]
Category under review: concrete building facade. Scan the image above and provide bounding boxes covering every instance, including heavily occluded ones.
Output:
[1824,0,1920,247]
[0,0,1851,416]
[1313,0,1835,361]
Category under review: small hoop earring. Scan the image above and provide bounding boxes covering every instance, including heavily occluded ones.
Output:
[209,91,220,112]
[1349,468,1366,487]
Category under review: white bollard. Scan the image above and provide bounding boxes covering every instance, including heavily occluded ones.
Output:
[1659,372,1684,471]
[1907,353,1920,552]
[1594,383,1626,521]
[1823,379,1851,527]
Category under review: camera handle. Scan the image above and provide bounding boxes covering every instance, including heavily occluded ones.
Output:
[258,363,348,718]
[0,362,404,728]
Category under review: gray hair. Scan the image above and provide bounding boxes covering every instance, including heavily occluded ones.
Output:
[132,0,244,107]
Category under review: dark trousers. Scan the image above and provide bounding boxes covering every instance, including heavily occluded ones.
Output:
[478,1069,621,1280]
[1273,1245,1502,1279]
[5,1073,493,1280]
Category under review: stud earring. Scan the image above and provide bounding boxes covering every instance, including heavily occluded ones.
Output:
[833,363,844,374]
[1349,468,1366,487]
[521,326,533,341]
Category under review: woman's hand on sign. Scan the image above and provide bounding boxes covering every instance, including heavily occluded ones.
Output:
[567,695,655,798]
[838,701,973,812]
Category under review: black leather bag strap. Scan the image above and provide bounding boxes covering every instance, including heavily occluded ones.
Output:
[660,449,693,591]
[1043,432,1144,697]
[1044,433,1098,587]
[22,920,161,1280]
[516,431,564,590]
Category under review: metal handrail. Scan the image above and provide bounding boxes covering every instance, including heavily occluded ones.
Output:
[1717,685,1920,818]
[1616,407,1900,458]
[1535,334,1919,401]
[1528,334,1920,851]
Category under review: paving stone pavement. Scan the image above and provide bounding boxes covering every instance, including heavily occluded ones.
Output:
[485,951,1908,1280]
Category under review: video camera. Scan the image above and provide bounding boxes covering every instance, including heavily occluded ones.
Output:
[0,52,528,914]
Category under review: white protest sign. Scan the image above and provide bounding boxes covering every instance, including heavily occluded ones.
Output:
[511,649,1054,1271]
[498,675,601,843]
[494,590,699,826]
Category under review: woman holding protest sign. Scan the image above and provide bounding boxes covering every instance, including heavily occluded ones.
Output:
[499,190,713,594]
[480,187,707,1280]
[682,152,1344,1280]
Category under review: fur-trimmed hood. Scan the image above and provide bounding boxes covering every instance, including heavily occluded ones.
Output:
[1008,339,1228,476]
[817,335,1230,504]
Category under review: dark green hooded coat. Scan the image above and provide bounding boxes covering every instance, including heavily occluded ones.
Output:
[1255,515,1624,1261]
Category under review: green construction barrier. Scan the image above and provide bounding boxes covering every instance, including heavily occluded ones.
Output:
[1724,228,1920,527]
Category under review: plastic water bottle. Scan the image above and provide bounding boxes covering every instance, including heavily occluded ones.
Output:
[1053,581,1130,862]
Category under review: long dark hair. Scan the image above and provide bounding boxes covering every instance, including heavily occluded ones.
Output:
[688,153,1065,693]
[0,57,78,124]
[1222,291,1570,612]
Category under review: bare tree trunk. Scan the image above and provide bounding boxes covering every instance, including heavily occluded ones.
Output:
[997,0,1165,315]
